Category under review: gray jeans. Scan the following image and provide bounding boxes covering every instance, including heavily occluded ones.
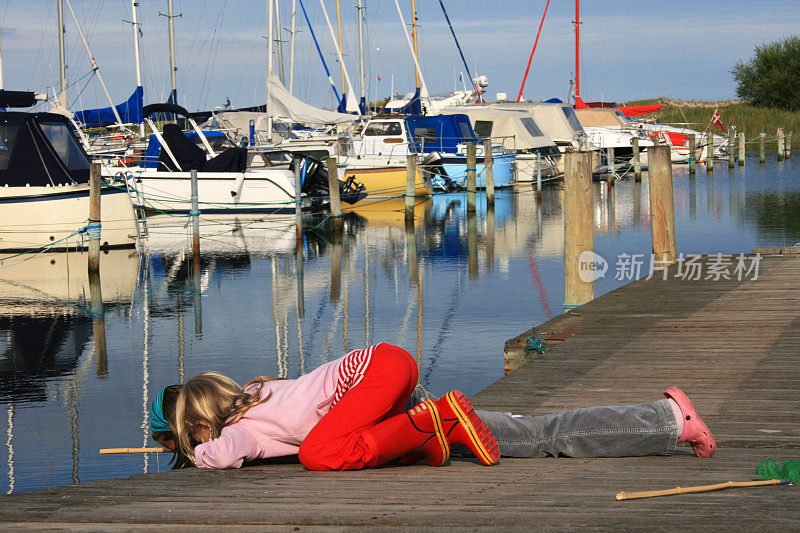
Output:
[406,386,678,458]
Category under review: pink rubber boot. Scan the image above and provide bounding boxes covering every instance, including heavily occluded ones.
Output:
[664,386,716,458]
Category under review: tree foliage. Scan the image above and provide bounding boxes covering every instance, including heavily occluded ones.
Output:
[732,36,800,111]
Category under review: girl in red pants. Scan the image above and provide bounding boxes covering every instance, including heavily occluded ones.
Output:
[174,343,500,470]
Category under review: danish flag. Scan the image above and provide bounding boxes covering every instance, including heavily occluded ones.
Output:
[711,108,725,131]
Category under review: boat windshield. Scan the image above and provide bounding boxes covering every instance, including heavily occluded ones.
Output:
[614,110,632,126]
[39,121,90,171]
[520,117,546,138]
[561,106,585,133]
[0,126,16,170]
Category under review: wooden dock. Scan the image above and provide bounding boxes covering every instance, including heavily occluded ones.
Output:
[1,254,799,529]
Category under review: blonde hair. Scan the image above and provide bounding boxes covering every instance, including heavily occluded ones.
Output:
[175,372,274,463]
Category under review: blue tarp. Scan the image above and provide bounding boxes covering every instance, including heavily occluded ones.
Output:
[74,86,143,126]
[405,114,477,154]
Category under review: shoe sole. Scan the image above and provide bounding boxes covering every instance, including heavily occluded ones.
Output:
[444,391,500,466]
[423,400,450,466]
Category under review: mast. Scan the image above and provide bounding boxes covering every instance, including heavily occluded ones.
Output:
[297,0,343,105]
[64,0,124,125]
[410,0,420,90]
[574,0,580,101]
[275,0,285,83]
[167,0,178,106]
[356,0,366,112]
[0,25,4,90]
[289,0,297,93]
[335,0,345,95]
[318,0,361,115]
[267,0,274,139]
[391,0,429,99]
[130,0,144,135]
[57,0,68,106]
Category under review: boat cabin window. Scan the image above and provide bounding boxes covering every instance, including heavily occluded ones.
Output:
[248,151,293,168]
[456,121,474,141]
[0,125,17,170]
[473,120,493,139]
[39,120,90,171]
[520,117,546,138]
[561,107,585,134]
[363,122,403,136]
[614,110,632,126]
[412,127,439,150]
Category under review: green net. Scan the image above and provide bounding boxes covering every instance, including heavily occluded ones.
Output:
[756,458,800,482]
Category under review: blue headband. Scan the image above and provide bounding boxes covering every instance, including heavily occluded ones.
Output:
[150,386,176,433]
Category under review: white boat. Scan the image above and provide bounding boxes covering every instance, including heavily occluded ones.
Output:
[0,101,138,252]
[573,108,654,169]
[110,104,364,214]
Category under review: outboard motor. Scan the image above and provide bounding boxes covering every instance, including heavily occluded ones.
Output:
[293,153,367,210]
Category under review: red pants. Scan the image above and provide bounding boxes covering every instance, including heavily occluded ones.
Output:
[298,344,418,471]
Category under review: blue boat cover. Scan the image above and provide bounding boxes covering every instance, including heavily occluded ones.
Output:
[405,114,477,153]
[74,86,143,126]
[544,97,563,103]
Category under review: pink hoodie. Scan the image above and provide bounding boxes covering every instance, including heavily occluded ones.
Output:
[193,357,342,469]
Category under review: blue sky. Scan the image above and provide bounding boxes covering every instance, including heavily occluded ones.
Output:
[1,0,798,112]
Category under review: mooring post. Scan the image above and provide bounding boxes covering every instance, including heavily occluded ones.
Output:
[535,151,542,200]
[467,208,478,279]
[190,169,200,260]
[688,134,696,174]
[787,131,792,159]
[405,154,416,221]
[728,126,736,168]
[606,147,615,187]
[632,137,642,182]
[759,132,766,164]
[648,144,677,267]
[292,157,303,243]
[466,142,477,213]
[326,156,343,240]
[89,270,108,376]
[706,132,714,173]
[405,217,418,285]
[484,138,495,206]
[563,149,594,308]
[777,128,785,161]
[738,131,746,166]
[88,162,102,273]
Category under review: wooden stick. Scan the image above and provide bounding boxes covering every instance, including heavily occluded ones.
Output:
[616,479,786,500]
[99,448,169,455]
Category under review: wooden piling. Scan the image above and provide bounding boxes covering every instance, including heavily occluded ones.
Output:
[467,209,478,280]
[563,150,594,307]
[405,218,418,285]
[88,270,107,376]
[738,131,746,166]
[190,169,200,260]
[759,132,766,163]
[405,154,416,221]
[706,133,714,173]
[647,144,677,266]
[688,134,696,174]
[535,151,542,199]
[292,157,303,243]
[787,131,792,159]
[88,162,101,273]
[728,126,735,168]
[606,147,615,187]
[777,128,785,161]
[466,143,477,213]
[483,138,494,206]
[326,156,343,238]
[632,137,642,181]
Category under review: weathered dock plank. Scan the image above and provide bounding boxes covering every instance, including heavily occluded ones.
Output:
[1,255,798,529]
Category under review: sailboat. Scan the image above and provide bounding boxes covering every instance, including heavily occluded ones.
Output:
[0,91,138,251]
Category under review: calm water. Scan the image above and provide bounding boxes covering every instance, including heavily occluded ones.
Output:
[1,155,798,494]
